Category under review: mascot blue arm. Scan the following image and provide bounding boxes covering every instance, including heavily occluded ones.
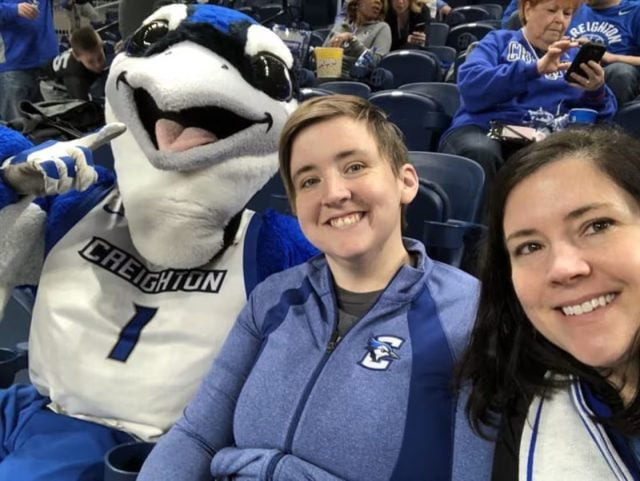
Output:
[0,126,35,207]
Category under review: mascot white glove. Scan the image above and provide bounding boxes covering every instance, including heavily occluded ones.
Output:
[1,123,126,196]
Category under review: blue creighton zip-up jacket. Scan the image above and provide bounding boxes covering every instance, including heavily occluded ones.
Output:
[138,239,493,481]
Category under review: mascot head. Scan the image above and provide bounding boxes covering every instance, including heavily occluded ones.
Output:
[105,3,298,268]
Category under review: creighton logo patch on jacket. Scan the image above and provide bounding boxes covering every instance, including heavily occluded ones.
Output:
[359,335,404,370]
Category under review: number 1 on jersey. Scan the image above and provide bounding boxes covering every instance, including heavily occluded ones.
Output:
[108,304,158,362]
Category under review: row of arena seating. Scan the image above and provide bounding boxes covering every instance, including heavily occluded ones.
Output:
[301,82,458,151]
[297,25,488,87]
[301,81,640,160]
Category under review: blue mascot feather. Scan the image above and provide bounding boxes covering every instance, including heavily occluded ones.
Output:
[0,4,316,480]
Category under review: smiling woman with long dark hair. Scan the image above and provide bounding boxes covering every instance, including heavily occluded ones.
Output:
[457,127,640,480]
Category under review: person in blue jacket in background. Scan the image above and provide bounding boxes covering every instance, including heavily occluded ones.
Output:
[568,0,640,106]
[439,0,617,201]
[0,0,58,121]
[138,95,494,481]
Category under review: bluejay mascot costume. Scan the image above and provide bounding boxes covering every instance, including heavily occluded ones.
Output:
[0,4,316,480]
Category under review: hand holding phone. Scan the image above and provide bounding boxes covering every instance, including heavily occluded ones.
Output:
[564,42,606,83]
[414,21,427,31]
[17,2,39,19]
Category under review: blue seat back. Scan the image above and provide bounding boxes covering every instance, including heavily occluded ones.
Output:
[379,50,442,87]
[404,179,450,241]
[319,80,371,98]
[446,23,494,52]
[298,86,332,101]
[447,6,491,26]
[475,3,504,19]
[246,173,290,214]
[409,151,485,222]
[399,82,461,118]
[614,100,640,138]
[428,22,450,46]
[369,90,451,151]
[423,45,457,70]
[0,288,33,387]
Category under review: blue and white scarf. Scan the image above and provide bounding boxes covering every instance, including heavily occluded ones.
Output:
[520,377,640,480]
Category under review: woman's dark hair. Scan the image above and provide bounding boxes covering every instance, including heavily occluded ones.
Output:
[456,126,640,438]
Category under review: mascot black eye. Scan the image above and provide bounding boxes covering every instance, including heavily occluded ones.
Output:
[250,53,293,102]
[126,20,170,56]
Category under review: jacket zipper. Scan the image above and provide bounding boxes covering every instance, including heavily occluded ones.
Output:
[267,281,392,479]
[266,294,340,481]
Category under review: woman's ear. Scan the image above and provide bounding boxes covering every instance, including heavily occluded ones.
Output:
[399,163,419,205]
[522,1,531,24]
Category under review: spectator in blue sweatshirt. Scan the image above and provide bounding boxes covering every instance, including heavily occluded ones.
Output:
[440,0,616,202]
[0,0,58,122]
[138,95,493,481]
[568,0,640,106]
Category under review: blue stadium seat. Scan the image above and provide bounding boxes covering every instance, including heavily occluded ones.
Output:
[409,151,486,270]
[318,80,371,98]
[399,82,461,118]
[428,22,450,47]
[368,67,395,90]
[477,18,503,28]
[409,150,485,222]
[423,45,457,70]
[404,179,450,242]
[298,86,332,101]
[442,0,473,10]
[379,50,442,88]
[368,90,451,151]
[0,288,33,387]
[444,41,479,83]
[422,217,486,271]
[246,174,290,214]
[446,6,491,26]
[446,23,494,52]
[475,3,504,19]
[614,100,640,138]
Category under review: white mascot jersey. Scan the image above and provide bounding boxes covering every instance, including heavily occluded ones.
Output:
[30,189,253,440]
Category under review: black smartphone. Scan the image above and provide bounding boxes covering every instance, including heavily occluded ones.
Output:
[413,22,427,31]
[564,42,606,82]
